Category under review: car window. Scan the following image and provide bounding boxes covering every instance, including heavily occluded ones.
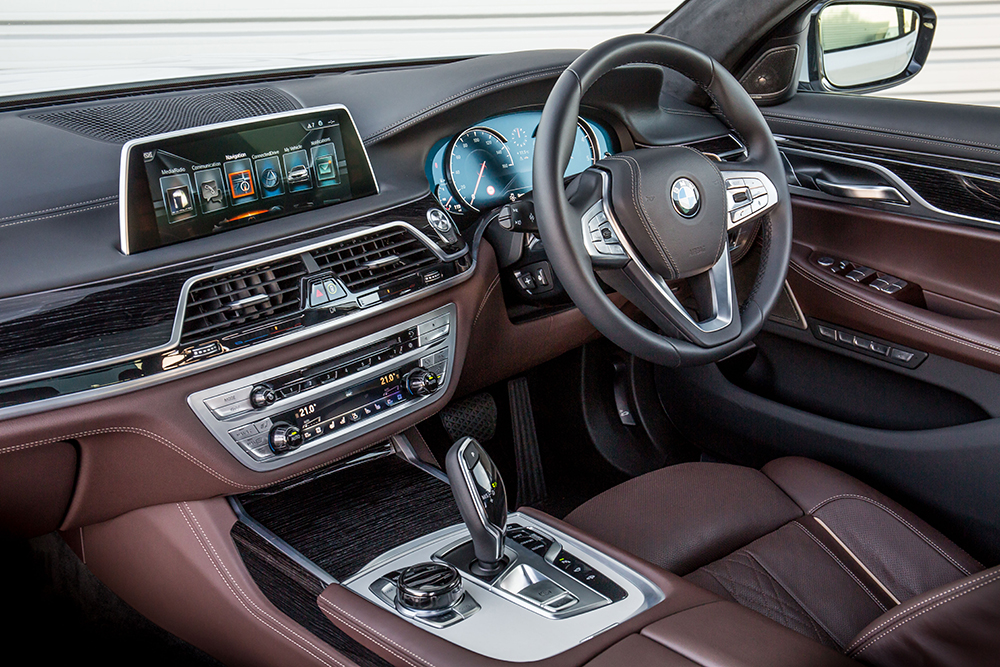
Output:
[0,0,683,99]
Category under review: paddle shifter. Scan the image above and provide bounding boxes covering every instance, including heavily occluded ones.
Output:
[446,437,508,577]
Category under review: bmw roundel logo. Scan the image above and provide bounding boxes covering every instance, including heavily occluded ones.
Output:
[670,178,701,218]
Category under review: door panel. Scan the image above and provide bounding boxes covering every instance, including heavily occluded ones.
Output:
[657,90,1000,565]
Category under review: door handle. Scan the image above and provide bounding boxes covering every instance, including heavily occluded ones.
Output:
[814,178,908,203]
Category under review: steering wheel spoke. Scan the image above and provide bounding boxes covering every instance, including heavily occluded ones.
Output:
[720,168,779,230]
[599,224,742,347]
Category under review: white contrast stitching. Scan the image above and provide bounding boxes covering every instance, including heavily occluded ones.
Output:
[793,521,887,612]
[0,201,117,230]
[319,597,431,667]
[846,568,1000,651]
[850,569,1000,656]
[790,262,1000,358]
[0,195,116,223]
[810,494,974,576]
[472,275,501,329]
[605,155,678,276]
[178,503,351,667]
[0,426,383,492]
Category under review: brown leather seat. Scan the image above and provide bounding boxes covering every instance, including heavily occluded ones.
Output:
[565,457,1000,666]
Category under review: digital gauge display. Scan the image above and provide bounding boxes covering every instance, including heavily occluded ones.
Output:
[441,114,607,213]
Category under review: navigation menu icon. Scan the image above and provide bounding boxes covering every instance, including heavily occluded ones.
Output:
[193,168,228,213]
[158,173,197,223]
[282,150,312,193]
[224,158,257,201]
[254,156,284,199]
[310,143,340,185]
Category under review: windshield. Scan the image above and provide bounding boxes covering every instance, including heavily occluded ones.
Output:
[1,1,682,99]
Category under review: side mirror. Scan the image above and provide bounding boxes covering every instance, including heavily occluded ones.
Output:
[804,1,936,93]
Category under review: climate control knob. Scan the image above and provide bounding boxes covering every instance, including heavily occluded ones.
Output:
[250,384,277,409]
[404,368,440,397]
[269,423,303,454]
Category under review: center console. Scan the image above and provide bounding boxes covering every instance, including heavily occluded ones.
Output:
[219,430,853,667]
[188,304,455,471]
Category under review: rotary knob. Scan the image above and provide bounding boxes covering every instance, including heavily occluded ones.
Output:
[250,384,276,409]
[395,562,464,614]
[404,368,440,397]
[269,423,303,454]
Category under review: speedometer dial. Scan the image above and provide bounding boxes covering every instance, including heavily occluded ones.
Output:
[447,128,517,212]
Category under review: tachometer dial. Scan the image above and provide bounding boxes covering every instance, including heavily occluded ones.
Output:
[447,128,517,212]
[435,184,466,216]
[567,121,599,175]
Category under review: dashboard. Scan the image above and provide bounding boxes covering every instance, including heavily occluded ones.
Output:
[0,48,735,536]
[426,111,615,215]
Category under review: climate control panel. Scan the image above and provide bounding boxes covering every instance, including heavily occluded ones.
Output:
[188,304,455,471]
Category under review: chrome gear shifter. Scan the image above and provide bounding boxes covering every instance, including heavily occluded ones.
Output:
[446,437,508,576]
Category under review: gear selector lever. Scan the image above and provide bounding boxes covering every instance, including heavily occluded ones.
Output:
[446,437,508,577]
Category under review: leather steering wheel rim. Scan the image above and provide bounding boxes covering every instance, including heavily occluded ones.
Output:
[533,34,792,367]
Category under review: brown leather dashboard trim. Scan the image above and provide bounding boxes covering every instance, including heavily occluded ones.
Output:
[0,241,493,530]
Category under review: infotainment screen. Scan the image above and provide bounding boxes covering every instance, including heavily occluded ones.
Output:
[120,105,378,254]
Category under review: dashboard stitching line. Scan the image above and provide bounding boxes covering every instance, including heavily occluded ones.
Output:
[846,568,1000,651]
[809,494,976,576]
[178,503,351,667]
[792,521,887,613]
[318,597,431,667]
[0,201,117,230]
[851,571,1000,657]
[0,427,387,492]
[789,262,1000,357]
[472,275,501,329]
[762,114,1000,158]
[364,66,567,143]
[0,195,117,223]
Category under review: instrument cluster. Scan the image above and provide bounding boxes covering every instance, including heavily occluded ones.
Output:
[426,111,615,216]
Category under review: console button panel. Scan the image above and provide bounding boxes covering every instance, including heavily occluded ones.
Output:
[188,304,456,471]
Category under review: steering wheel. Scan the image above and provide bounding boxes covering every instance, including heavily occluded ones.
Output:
[533,34,792,367]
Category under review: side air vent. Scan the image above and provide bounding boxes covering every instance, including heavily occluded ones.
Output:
[687,134,747,162]
[180,257,308,346]
[311,228,438,293]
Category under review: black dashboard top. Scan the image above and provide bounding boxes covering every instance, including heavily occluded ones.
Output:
[0,48,728,298]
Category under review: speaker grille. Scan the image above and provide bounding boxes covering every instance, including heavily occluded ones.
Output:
[741,46,799,101]
[26,87,299,144]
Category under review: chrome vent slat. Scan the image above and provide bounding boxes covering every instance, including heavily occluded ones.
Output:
[180,258,307,345]
[311,228,438,293]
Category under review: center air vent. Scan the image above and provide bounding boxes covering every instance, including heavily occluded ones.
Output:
[311,227,438,293]
[180,256,307,346]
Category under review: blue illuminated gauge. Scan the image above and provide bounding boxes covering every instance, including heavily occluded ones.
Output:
[568,121,600,175]
[447,128,518,212]
[435,184,466,216]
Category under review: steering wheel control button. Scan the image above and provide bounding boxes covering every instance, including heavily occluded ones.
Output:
[722,170,778,230]
[670,177,701,218]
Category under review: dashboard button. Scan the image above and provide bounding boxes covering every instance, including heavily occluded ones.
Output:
[309,283,330,307]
